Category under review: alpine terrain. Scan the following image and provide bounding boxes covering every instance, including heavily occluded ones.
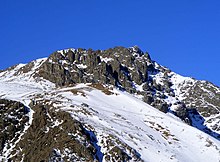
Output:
[0,46,219,162]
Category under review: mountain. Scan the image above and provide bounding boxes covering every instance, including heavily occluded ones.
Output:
[0,46,219,162]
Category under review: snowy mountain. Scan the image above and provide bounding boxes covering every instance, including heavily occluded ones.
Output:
[0,46,219,161]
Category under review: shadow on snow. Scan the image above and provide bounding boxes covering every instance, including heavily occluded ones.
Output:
[187,109,220,140]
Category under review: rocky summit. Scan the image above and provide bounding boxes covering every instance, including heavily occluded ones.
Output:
[0,46,220,162]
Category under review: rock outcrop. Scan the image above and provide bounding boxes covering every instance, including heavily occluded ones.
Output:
[1,46,220,161]
[35,46,172,115]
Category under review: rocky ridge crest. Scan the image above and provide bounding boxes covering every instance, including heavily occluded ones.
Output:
[9,46,220,136]
[0,46,220,161]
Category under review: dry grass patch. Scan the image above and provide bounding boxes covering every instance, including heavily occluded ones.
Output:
[89,83,114,95]
[70,89,86,97]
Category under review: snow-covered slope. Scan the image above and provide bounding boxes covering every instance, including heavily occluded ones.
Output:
[0,59,219,161]
[156,71,220,136]
[50,84,220,162]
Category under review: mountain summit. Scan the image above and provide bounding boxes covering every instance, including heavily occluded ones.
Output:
[0,46,220,161]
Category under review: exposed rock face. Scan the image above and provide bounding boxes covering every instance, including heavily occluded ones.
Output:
[0,94,143,161]
[0,99,29,157]
[3,46,219,134]
[5,100,102,161]
[38,47,149,87]
[178,80,220,132]
[35,46,220,133]
[0,46,220,161]
[36,46,171,114]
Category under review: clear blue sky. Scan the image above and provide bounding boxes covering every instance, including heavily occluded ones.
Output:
[1,1,220,86]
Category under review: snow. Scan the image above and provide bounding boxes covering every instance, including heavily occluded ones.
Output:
[100,56,114,63]
[168,72,220,135]
[1,99,34,160]
[59,60,70,65]
[51,84,220,162]
[150,71,165,85]
[0,57,55,100]
[0,58,55,160]
[132,82,145,91]
[76,64,87,69]
[57,48,76,55]
[0,58,220,161]
[51,119,64,128]
[169,72,195,99]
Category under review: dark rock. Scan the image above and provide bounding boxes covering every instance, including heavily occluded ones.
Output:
[0,99,29,153]
[143,94,154,104]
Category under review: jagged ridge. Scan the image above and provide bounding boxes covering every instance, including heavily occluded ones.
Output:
[0,46,220,161]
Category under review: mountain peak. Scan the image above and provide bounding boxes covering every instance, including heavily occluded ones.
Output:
[0,46,220,161]
[129,45,143,55]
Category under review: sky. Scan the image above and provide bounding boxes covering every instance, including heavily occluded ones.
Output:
[0,1,220,86]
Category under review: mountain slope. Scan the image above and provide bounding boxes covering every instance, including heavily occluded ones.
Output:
[0,46,220,161]
[19,46,220,136]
